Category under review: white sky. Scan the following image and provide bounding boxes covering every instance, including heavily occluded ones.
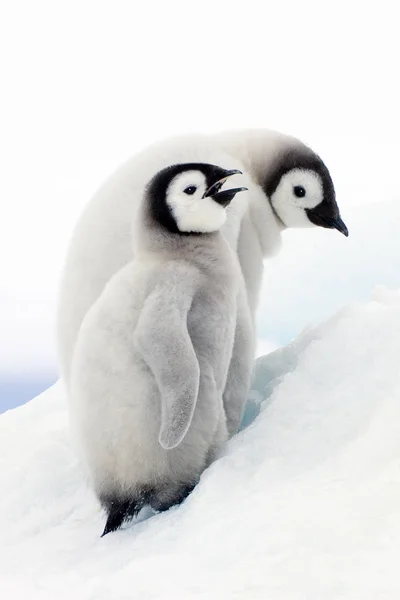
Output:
[0,0,399,374]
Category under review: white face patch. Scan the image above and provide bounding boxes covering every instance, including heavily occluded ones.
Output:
[166,170,227,233]
[270,168,324,228]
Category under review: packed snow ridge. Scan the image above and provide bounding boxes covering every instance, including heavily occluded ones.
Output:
[1,289,400,599]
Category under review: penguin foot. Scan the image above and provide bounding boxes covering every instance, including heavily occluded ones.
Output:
[150,483,196,512]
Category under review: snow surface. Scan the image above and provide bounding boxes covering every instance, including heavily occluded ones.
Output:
[2,289,400,599]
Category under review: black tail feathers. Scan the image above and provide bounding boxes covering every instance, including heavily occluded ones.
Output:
[100,482,196,536]
[100,498,141,537]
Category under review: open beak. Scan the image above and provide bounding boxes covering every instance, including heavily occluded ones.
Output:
[203,169,248,206]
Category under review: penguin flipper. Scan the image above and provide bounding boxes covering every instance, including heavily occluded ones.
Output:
[135,282,200,450]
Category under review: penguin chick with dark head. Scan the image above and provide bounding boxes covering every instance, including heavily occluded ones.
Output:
[69,163,250,536]
[263,148,348,236]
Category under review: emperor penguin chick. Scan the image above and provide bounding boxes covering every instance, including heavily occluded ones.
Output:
[69,163,249,536]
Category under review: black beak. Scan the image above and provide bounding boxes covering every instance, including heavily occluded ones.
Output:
[306,208,349,237]
[203,169,248,207]
[320,215,349,237]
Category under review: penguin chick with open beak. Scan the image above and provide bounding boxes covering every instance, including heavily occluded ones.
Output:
[69,163,250,536]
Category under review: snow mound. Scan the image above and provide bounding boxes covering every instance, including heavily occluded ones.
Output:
[2,289,400,599]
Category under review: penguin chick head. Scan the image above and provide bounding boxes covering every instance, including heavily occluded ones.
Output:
[147,163,247,234]
[266,150,348,237]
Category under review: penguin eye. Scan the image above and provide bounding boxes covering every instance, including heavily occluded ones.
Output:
[184,186,197,195]
[293,186,306,198]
